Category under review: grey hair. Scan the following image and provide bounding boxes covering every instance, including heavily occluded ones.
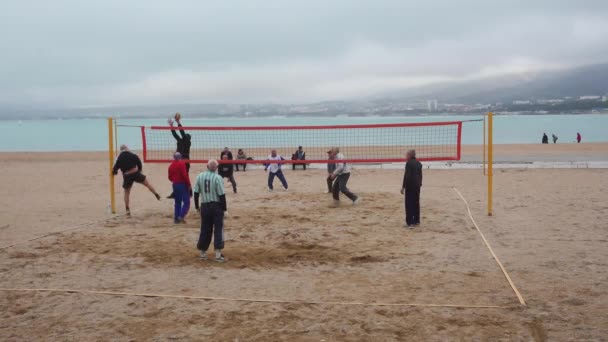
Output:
[408,149,416,158]
[120,144,128,151]
[207,159,218,170]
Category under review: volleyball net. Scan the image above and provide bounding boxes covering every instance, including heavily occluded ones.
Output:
[140,121,462,164]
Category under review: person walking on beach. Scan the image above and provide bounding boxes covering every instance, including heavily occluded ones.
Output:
[168,152,191,224]
[577,132,582,143]
[194,160,227,262]
[218,154,237,193]
[264,149,288,191]
[542,133,549,144]
[329,147,360,206]
[401,149,423,228]
[326,150,336,193]
[552,134,558,144]
[112,145,161,216]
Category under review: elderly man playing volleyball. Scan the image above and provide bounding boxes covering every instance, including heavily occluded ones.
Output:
[194,159,227,262]
[329,147,360,206]
[112,145,161,215]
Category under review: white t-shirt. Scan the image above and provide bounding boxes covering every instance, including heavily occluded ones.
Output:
[266,155,284,173]
[332,153,351,175]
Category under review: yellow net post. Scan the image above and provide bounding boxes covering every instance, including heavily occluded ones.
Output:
[108,117,116,214]
[483,115,486,175]
[487,112,493,216]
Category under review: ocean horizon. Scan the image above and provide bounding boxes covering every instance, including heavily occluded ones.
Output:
[0,113,606,152]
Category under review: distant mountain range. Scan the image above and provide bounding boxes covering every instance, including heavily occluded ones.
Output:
[1,63,607,119]
[377,63,608,104]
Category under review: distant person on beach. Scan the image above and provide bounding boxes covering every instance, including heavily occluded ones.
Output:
[112,145,161,216]
[168,152,191,224]
[218,154,237,193]
[542,133,549,144]
[292,146,306,170]
[220,147,233,160]
[552,134,558,144]
[194,159,227,262]
[329,147,360,206]
[168,114,191,199]
[401,149,422,228]
[577,132,582,143]
[236,149,247,172]
[264,149,288,191]
[326,150,336,193]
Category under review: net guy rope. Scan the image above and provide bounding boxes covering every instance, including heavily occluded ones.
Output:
[0,288,504,309]
[453,187,527,306]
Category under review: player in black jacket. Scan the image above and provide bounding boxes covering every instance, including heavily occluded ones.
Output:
[218,154,237,193]
[401,149,422,228]
[112,145,161,215]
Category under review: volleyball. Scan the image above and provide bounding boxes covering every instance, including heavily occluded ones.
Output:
[174,112,181,121]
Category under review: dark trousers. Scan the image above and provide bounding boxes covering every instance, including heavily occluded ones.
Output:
[235,163,246,171]
[223,175,237,193]
[292,162,306,170]
[268,170,288,190]
[172,183,190,220]
[405,187,421,225]
[332,173,357,201]
[326,175,334,192]
[198,203,224,251]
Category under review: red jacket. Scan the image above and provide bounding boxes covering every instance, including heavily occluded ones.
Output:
[168,160,191,188]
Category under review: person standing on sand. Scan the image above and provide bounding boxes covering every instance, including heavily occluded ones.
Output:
[326,150,336,193]
[220,147,233,160]
[329,147,360,206]
[577,132,582,143]
[218,154,237,194]
[552,134,558,144]
[401,149,422,228]
[168,152,191,224]
[194,159,227,262]
[112,145,161,216]
[542,133,549,144]
[264,149,288,191]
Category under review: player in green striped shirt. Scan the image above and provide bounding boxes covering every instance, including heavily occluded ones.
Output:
[193,160,227,262]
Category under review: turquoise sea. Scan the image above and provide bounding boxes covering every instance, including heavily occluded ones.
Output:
[0,114,606,152]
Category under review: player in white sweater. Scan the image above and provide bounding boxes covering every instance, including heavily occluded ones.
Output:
[264,149,289,191]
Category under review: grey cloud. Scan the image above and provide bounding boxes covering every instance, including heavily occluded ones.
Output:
[1,0,607,106]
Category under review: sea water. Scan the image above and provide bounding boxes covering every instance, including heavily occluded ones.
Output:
[0,114,606,152]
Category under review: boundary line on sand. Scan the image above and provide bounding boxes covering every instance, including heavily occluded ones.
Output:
[452,187,527,306]
[0,288,505,309]
[0,214,129,251]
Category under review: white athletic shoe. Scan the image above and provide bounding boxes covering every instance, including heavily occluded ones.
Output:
[283,188,289,192]
[199,250,208,260]
[268,188,273,192]
[353,197,361,206]
[332,200,340,207]
[215,250,226,263]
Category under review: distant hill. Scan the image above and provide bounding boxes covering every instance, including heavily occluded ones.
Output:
[378,63,608,104]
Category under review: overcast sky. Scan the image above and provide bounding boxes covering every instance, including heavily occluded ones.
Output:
[1,0,607,107]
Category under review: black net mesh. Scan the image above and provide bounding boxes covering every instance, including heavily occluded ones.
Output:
[143,122,461,163]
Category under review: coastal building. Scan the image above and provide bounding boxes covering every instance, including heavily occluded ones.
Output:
[426,99,438,111]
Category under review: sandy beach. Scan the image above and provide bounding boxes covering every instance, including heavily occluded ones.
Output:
[1,143,607,340]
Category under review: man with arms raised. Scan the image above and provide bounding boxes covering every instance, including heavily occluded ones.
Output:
[112,145,161,216]
[329,147,360,206]
[401,149,423,228]
[194,159,227,262]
